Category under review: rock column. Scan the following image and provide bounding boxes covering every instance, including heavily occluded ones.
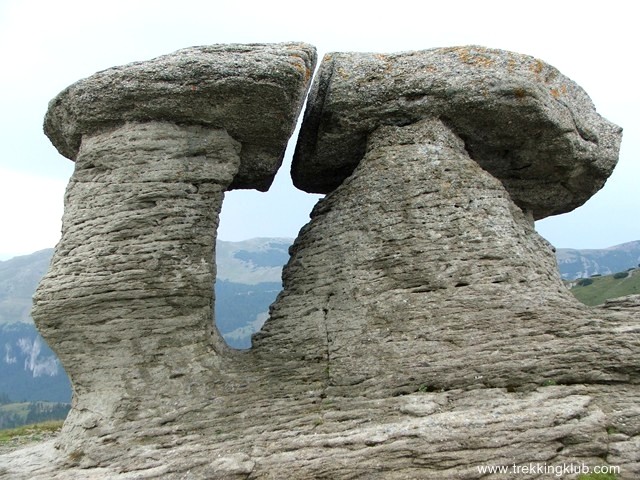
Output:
[256,46,632,396]
[34,122,240,439]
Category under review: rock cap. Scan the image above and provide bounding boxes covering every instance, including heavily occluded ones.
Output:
[293,46,622,219]
[45,42,317,191]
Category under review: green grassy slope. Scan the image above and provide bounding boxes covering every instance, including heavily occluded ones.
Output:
[0,420,63,453]
[569,269,640,306]
[0,400,70,430]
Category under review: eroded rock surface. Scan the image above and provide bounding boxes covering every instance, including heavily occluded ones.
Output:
[3,45,638,479]
[293,46,622,219]
[34,122,242,453]
[45,42,316,190]
[261,118,637,394]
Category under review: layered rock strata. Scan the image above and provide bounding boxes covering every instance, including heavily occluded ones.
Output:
[259,117,636,395]
[272,46,633,395]
[3,45,639,479]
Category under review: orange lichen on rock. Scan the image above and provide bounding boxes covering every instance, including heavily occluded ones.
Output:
[293,58,312,83]
[550,84,568,99]
[530,59,545,75]
[456,46,496,68]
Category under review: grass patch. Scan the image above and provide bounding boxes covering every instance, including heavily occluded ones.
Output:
[0,420,63,444]
[418,384,439,393]
[577,473,618,480]
[569,269,640,306]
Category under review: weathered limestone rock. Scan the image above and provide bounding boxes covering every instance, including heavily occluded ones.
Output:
[257,47,638,476]
[4,45,639,479]
[45,43,315,191]
[261,117,637,394]
[601,294,640,310]
[293,46,622,219]
[29,42,315,462]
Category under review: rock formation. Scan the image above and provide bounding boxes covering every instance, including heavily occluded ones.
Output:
[292,46,621,219]
[26,42,317,470]
[2,45,638,479]
[273,46,630,393]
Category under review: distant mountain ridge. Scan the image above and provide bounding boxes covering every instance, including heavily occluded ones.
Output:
[216,238,291,284]
[0,249,53,326]
[1,238,639,405]
[0,239,292,404]
[556,240,640,280]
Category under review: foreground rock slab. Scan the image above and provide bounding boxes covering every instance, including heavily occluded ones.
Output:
[3,45,638,479]
[3,385,639,479]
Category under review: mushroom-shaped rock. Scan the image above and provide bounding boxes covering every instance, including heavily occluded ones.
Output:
[32,43,315,458]
[46,42,316,190]
[293,46,622,219]
[250,48,637,477]
[15,45,640,480]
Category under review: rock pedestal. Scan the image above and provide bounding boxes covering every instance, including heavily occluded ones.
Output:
[259,116,636,396]
[268,46,634,397]
[254,46,638,478]
[34,122,240,448]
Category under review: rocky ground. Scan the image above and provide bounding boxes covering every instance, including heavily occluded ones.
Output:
[0,425,61,456]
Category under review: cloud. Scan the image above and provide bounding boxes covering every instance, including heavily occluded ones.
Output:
[0,169,67,260]
[17,336,60,377]
[4,343,17,364]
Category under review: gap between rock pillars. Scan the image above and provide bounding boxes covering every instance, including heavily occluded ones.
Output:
[215,54,326,350]
[215,145,324,350]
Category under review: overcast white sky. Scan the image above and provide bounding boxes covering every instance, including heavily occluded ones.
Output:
[0,0,637,260]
